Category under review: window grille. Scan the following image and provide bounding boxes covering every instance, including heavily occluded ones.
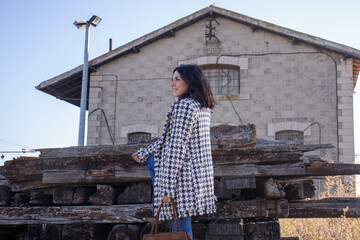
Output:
[128,132,151,144]
[275,130,304,145]
[201,64,240,95]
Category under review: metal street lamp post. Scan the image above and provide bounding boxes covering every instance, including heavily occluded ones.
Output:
[74,15,102,146]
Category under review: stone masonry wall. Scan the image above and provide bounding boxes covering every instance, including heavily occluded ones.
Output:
[87,16,354,166]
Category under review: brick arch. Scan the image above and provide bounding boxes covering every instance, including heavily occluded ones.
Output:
[267,121,311,137]
[120,124,158,138]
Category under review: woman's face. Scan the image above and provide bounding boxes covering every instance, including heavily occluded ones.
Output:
[171,70,189,98]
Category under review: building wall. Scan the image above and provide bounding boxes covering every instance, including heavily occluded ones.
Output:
[87,16,354,166]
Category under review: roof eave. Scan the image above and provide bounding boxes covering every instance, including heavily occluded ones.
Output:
[212,7,360,60]
[37,5,360,102]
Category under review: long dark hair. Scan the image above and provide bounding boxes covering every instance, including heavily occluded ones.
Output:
[173,64,215,109]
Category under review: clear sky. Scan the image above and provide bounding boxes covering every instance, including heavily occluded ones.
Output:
[1,0,360,165]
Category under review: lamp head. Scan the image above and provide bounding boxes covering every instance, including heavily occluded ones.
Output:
[73,20,86,29]
[89,15,102,27]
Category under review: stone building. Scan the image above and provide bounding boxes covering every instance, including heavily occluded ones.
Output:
[37,6,360,194]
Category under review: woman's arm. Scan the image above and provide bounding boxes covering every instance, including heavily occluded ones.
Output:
[133,137,163,163]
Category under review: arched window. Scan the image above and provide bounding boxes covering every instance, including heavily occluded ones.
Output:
[275,130,304,145]
[201,64,240,95]
[128,132,151,144]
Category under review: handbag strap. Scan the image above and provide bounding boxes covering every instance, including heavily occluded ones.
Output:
[170,199,182,232]
[150,199,182,235]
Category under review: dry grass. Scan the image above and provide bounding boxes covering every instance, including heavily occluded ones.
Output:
[280,176,360,240]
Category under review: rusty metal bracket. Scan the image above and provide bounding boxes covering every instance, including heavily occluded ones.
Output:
[205,14,220,43]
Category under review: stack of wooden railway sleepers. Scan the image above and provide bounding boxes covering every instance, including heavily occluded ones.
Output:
[0,124,359,240]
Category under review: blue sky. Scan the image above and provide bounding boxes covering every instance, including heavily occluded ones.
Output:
[1,0,360,165]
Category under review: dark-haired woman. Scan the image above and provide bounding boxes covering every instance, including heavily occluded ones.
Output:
[132,64,217,238]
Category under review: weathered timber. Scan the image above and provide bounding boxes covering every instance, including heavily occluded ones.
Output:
[215,161,360,178]
[223,176,256,189]
[108,224,140,240]
[288,197,360,218]
[306,160,360,176]
[37,144,150,158]
[192,223,206,240]
[0,204,152,225]
[210,124,257,149]
[205,219,243,240]
[89,185,116,205]
[53,187,92,205]
[267,199,289,218]
[28,224,62,240]
[5,161,359,191]
[0,179,9,187]
[8,179,46,192]
[61,223,110,240]
[243,220,281,240]
[0,199,286,225]
[36,143,334,159]
[0,226,27,240]
[36,124,257,158]
[117,182,152,204]
[0,166,9,187]
[212,143,334,155]
[29,189,52,206]
[0,186,13,206]
[214,162,306,177]
[4,150,306,181]
[4,155,133,181]
[43,169,86,184]
[284,180,316,200]
[264,178,286,199]
[199,199,269,220]
[0,179,9,188]
[10,192,30,207]
[41,163,306,185]
[215,176,256,199]
[43,168,145,184]
[212,151,304,165]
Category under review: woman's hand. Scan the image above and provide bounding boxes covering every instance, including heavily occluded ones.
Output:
[162,195,172,203]
[131,152,142,163]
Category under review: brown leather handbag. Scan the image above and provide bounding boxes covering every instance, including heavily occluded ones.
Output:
[142,199,192,240]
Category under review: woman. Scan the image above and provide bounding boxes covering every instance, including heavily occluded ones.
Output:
[132,64,216,238]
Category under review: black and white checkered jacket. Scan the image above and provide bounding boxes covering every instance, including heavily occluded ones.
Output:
[138,98,217,220]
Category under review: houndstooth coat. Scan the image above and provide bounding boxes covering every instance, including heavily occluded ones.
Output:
[137,98,217,220]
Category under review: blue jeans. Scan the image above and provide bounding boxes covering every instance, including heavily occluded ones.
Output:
[148,155,193,238]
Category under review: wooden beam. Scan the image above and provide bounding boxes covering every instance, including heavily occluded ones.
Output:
[288,198,360,218]
[89,185,116,205]
[41,163,306,185]
[35,143,334,159]
[306,161,360,176]
[243,221,280,240]
[36,144,149,158]
[4,151,306,181]
[214,162,306,177]
[53,187,92,205]
[4,160,360,191]
[284,180,316,200]
[4,155,135,181]
[0,199,287,225]
[210,124,257,149]
[212,152,304,165]
[0,204,152,225]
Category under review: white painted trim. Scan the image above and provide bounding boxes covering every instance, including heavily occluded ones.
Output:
[178,56,248,69]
